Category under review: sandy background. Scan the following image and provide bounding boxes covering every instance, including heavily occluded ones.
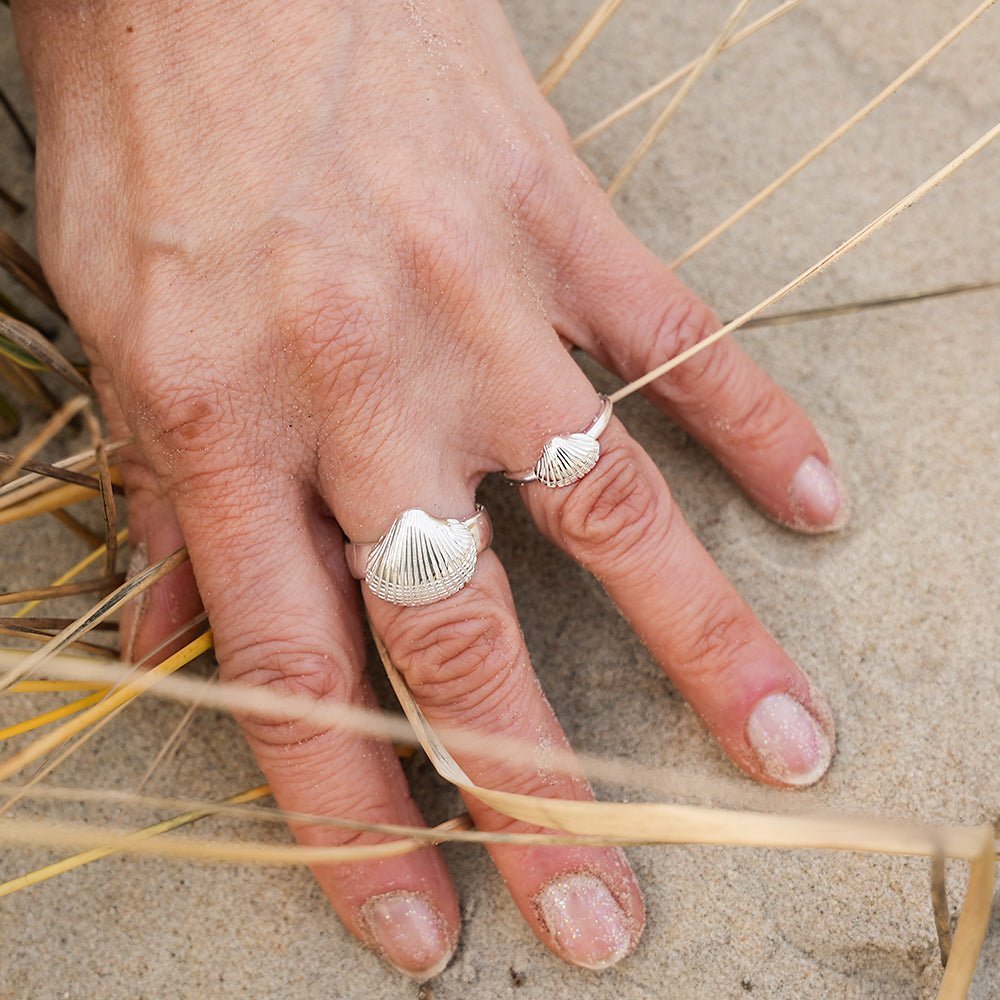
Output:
[0,1,997,997]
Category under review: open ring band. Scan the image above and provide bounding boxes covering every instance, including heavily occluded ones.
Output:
[505,395,613,488]
[346,506,493,607]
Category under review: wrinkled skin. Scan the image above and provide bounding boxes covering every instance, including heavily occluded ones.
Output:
[13,0,844,978]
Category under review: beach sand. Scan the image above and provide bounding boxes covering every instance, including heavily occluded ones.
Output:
[0,1,997,996]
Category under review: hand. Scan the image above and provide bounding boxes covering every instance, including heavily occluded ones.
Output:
[14,0,842,978]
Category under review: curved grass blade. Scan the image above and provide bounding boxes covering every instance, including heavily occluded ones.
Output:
[0,229,60,315]
[0,313,89,395]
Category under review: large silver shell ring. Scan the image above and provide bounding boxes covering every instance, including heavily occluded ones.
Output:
[505,395,613,488]
[345,507,492,607]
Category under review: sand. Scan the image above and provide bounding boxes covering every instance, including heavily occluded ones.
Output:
[0,1,997,997]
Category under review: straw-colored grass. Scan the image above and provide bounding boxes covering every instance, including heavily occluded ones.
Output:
[0,1,996,994]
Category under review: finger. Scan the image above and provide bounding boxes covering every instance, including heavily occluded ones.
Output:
[559,223,847,533]
[522,418,835,788]
[127,390,460,978]
[326,426,644,971]
[90,370,201,663]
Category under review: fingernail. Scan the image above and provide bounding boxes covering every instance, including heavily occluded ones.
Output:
[536,873,632,970]
[121,541,149,664]
[747,692,832,787]
[789,455,844,530]
[361,892,453,980]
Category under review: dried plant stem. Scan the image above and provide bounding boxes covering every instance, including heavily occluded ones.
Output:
[81,407,118,575]
[8,680,107,693]
[0,481,104,525]
[610,120,1000,402]
[0,83,34,156]
[0,354,57,414]
[0,228,59,314]
[0,439,128,505]
[0,690,108,743]
[0,786,272,898]
[671,0,996,268]
[739,279,1000,329]
[9,528,126,619]
[606,0,753,198]
[46,508,104,548]
[0,629,211,782]
[0,624,111,657]
[573,0,807,147]
[0,395,88,486]
[0,547,188,695]
[537,0,626,95]
[0,576,122,608]
[931,851,953,967]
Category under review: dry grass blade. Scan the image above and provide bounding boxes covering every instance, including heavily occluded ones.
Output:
[739,279,1000,329]
[0,786,272,898]
[0,624,112,657]
[45,508,105,548]
[0,395,88,486]
[0,312,88,393]
[375,637,998,993]
[931,850,953,967]
[606,0,754,198]
[671,0,997,268]
[0,628,211,782]
[0,453,105,492]
[0,690,109,743]
[80,406,118,575]
[0,82,34,156]
[0,547,188,694]
[610,120,1000,402]
[0,612,208,817]
[537,0,626,95]
[0,812,475,868]
[8,680,107,693]
[0,439,128,504]
[573,0,807,147]
[0,481,109,524]
[0,228,59,314]
[0,576,123,608]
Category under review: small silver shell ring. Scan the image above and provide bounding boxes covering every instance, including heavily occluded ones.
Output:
[346,506,493,607]
[505,395,613,488]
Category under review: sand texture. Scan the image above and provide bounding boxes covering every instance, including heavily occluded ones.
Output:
[0,1,997,997]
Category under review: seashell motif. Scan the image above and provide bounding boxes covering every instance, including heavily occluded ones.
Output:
[365,509,478,606]
[534,432,601,488]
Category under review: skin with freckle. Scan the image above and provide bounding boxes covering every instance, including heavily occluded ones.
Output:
[13,0,844,978]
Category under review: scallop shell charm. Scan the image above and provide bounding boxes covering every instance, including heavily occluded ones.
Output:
[364,509,478,606]
[534,433,601,488]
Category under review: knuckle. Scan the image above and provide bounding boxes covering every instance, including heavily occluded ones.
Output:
[555,438,668,565]
[222,641,361,753]
[672,594,750,691]
[634,290,722,393]
[382,582,523,714]
[716,381,789,451]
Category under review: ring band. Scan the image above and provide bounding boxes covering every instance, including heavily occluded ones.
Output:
[505,395,613,488]
[346,506,492,607]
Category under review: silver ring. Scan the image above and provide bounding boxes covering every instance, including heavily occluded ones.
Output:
[345,506,492,607]
[505,395,613,488]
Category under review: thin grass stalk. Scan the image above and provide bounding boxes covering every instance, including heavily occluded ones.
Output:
[0,455,104,493]
[45,507,104,548]
[739,279,1000,329]
[0,624,112,657]
[610,120,1000,402]
[537,0,626,95]
[0,439,128,505]
[0,481,105,525]
[931,851,953,967]
[671,0,997,268]
[606,0,754,198]
[81,406,117,574]
[573,0,808,147]
[0,312,85,391]
[0,228,60,314]
[0,629,211,782]
[0,83,34,156]
[0,690,109,743]
[0,612,209,817]
[9,528,126,619]
[0,395,88,486]
[0,547,188,694]
[0,576,123,608]
[0,786,272,898]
